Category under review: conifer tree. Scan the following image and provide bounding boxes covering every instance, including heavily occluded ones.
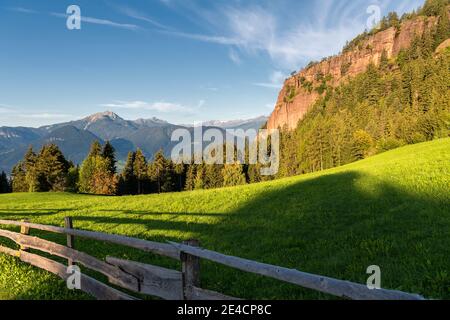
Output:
[79,156,94,193]
[194,164,206,190]
[247,164,262,184]
[79,141,118,194]
[0,171,10,193]
[23,146,39,192]
[79,142,100,193]
[148,150,174,193]
[434,4,450,47]
[174,163,187,191]
[380,49,389,70]
[222,164,246,187]
[90,140,102,157]
[185,164,196,191]
[102,141,117,174]
[204,164,224,189]
[91,156,118,195]
[11,161,27,192]
[66,164,79,193]
[35,144,70,192]
[161,160,175,193]
[121,151,137,195]
[388,12,400,29]
[352,130,374,160]
[420,0,450,17]
[133,149,148,194]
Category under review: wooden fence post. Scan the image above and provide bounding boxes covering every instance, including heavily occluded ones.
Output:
[64,217,75,266]
[181,239,200,300]
[20,218,30,252]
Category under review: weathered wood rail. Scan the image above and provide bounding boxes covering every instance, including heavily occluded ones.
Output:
[0,218,425,300]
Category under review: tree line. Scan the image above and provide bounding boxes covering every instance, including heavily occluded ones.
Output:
[8,144,77,193]
[4,139,272,195]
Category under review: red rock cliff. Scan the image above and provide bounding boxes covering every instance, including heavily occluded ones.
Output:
[267,16,439,131]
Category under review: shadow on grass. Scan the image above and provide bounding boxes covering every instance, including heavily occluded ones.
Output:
[212,171,450,299]
[0,208,72,217]
[95,210,229,218]
[1,171,450,299]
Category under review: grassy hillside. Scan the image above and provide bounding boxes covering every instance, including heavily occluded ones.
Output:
[0,139,449,300]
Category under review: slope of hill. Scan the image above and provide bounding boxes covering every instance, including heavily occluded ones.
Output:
[270,2,450,179]
[38,126,104,165]
[268,4,449,130]
[0,126,103,173]
[0,127,44,152]
[0,138,449,299]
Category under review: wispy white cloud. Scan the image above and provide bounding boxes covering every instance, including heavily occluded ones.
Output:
[253,70,286,89]
[12,7,139,31]
[160,29,242,45]
[11,1,426,71]
[253,83,283,89]
[219,3,360,69]
[204,86,219,92]
[114,5,170,30]
[8,7,38,14]
[114,2,245,57]
[228,48,242,65]
[197,100,206,109]
[100,100,198,113]
[144,0,425,69]
[0,104,17,114]
[159,0,173,7]
[80,16,138,30]
[137,1,357,67]
[51,12,139,30]
[17,113,73,120]
[0,104,73,120]
[394,0,425,16]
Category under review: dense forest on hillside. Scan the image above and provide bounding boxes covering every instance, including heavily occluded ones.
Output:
[276,2,450,178]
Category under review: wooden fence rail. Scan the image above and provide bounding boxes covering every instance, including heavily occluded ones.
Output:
[0,218,425,300]
[0,219,180,260]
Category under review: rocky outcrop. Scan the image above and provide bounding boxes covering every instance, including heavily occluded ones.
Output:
[267,16,439,131]
[435,38,450,53]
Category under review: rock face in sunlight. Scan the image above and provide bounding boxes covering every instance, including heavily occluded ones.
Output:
[267,16,439,131]
[435,38,450,53]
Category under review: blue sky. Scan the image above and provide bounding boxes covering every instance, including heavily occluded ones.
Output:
[0,0,424,127]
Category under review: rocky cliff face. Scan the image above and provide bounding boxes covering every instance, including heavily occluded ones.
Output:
[267,16,439,131]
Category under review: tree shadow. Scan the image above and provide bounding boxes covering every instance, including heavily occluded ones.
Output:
[1,170,449,300]
[203,171,450,299]
[0,208,71,218]
[96,210,229,218]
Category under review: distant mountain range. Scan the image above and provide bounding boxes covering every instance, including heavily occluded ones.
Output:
[0,112,268,173]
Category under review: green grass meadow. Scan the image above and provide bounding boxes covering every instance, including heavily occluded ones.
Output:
[0,138,449,300]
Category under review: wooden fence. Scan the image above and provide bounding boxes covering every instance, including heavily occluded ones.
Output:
[0,218,425,300]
